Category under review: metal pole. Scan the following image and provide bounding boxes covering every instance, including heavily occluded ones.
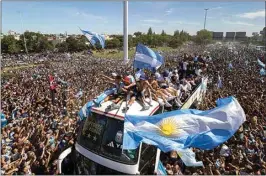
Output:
[18,11,29,55]
[123,0,128,64]
[204,8,209,30]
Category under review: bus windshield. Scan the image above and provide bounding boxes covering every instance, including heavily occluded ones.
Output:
[77,112,139,164]
[74,150,125,175]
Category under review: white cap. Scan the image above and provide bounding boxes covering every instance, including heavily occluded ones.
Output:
[111,73,117,77]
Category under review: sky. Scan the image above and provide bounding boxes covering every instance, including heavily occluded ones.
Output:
[2,1,265,36]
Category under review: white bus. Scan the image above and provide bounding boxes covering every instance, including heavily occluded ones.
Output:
[58,77,208,175]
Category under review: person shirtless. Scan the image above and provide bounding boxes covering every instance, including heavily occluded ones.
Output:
[149,74,172,107]
[136,75,153,110]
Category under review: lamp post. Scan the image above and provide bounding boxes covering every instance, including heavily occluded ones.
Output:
[123,0,128,64]
[18,11,29,55]
[204,8,209,30]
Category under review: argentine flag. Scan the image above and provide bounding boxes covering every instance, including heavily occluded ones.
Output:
[123,96,245,151]
[78,88,117,120]
[78,101,94,120]
[80,28,105,48]
[258,59,265,68]
[134,43,164,71]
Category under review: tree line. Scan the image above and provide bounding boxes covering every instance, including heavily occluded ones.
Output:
[1,28,214,54]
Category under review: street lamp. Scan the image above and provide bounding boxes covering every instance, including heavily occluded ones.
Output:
[18,11,29,56]
[204,8,209,30]
[123,0,128,64]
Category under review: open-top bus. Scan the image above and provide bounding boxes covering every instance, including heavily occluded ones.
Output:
[58,77,208,175]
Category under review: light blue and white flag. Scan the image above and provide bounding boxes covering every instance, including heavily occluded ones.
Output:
[258,59,265,68]
[1,113,7,128]
[260,68,266,76]
[80,28,105,48]
[123,96,246,151]
[157,160,167,175]
[134,43,164,71]
[93,88,117,106]
[78,101,94,120]
[78,88,118,120]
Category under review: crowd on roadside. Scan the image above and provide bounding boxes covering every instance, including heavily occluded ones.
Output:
[161,46,266,175]
[1,44,265,175]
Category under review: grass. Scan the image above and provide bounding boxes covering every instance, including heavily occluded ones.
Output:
[92,46,177,59]
[2,64,37,73]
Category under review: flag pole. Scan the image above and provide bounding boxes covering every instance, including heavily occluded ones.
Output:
[123,0,128,64]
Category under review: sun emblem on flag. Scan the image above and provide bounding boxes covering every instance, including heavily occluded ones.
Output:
[157,117,181,137]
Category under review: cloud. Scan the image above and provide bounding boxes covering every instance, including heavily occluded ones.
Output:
[210,6,222,10]
[165,8,174,16]
[237,10,265,19]
[170,21,200,25]
[77,12,105,20]
[141,19,163,23]
[222,19,255,26]
[132,14,141,17]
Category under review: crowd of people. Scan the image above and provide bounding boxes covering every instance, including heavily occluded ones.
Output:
[1,43,266,175]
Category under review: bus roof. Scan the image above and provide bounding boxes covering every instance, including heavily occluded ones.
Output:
[91,99,160,121]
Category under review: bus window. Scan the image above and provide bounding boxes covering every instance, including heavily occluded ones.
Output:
[100,118,139,164]
[77,112,139,164]
[78,112,107,153]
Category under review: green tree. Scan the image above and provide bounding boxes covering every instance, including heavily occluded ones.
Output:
[195,29,212,45]
[66,36,79,52]
[1,35,21,53]
[147,27,153,35]
[174,30,180,37]
[106,38,121,49]
[168,38,182,48]
[35,36,54,52]
[56,42,68,52]
[161,30,166,36]
[133,31,142,37]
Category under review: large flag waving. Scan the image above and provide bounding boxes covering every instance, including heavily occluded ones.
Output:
[123,96,246,151]
[134,43,164,71]
[80,28,105,48]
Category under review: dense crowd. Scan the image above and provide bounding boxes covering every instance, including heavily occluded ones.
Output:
[1,44,266,175]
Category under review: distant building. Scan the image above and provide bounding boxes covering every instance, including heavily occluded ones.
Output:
[225,32,235,40]
[103,34,113,40]
[8,30,17,35]
[235,32,247,41]
[212,32,223,40]
[7,30,20,40]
